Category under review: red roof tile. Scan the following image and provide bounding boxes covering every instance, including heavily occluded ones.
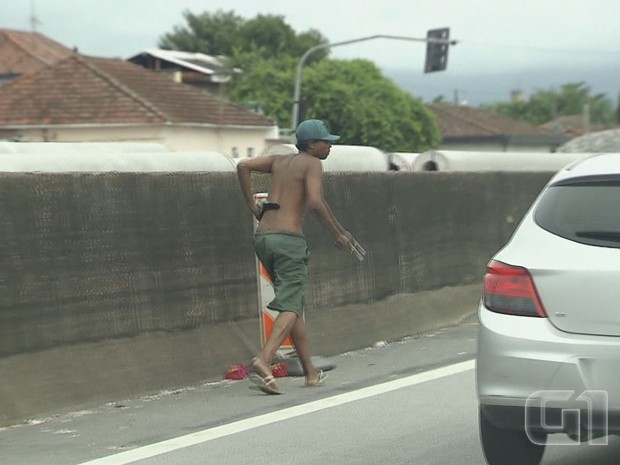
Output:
[430,103,556,138]
[0,28,72,75]
[0,54,275,127]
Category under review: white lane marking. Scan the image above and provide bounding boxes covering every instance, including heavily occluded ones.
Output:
[76,359,475,465]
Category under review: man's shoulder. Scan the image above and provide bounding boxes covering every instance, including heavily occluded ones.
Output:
[271,153,319,178]
[294,152,320,166]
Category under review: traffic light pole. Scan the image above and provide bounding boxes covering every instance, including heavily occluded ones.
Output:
[291,33,457,130]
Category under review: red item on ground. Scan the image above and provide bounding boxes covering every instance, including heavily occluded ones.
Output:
[271,362,288,378]
[224,363,249,380]
[225,361,288,380]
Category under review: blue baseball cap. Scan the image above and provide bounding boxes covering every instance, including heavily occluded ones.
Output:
[295,119,340,142]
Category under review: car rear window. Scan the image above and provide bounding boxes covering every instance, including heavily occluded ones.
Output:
[534,174,620,248]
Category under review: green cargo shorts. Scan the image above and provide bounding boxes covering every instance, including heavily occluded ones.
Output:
[253,231,310,316]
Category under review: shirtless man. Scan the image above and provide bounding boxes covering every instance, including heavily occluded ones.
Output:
[236,119,358,394]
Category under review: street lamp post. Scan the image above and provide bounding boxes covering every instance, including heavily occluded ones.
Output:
[291,34,457,130]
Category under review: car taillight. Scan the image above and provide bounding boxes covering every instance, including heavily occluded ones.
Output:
[483,260,547,317]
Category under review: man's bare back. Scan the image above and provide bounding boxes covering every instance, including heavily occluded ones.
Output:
[237,148,349,243]
[256,153,316,234]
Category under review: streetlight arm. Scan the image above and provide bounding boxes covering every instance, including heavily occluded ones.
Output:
[291,34,457,129]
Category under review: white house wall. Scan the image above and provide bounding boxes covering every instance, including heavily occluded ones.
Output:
[158,125,278,158]
[11,125,279,158]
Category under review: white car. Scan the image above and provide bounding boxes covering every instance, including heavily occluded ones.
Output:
[476,153,620,465]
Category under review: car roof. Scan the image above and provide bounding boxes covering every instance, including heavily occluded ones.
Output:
[553,153,620,182]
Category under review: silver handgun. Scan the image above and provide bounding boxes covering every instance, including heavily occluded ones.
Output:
[349,239,367,262]
[335,237,366,262]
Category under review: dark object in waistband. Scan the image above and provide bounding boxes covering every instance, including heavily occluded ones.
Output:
[259,202,280,220]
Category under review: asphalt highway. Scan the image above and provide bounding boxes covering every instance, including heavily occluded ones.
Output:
[2,316,619,465]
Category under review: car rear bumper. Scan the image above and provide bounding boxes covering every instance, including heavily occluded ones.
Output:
[477,304,620,433]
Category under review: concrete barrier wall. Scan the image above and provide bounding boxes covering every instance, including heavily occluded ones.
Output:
[304,171,552,304]
[0,173,257,356]
[0,171,552,356]
[0,171,554,424]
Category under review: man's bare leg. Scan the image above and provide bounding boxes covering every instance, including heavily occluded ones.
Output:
[253,311,297,378]
[290,317,320,384]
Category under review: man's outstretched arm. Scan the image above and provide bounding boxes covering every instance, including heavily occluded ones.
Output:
[305,158,352,246]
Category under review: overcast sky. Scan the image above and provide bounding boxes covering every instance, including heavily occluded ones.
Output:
[2,0,619,104]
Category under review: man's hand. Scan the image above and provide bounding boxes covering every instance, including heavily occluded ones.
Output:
[335,231,353,249]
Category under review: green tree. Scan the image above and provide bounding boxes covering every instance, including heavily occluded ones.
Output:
[303,59,439,151]
[226,54,297,126]
[160,11,439,152]
[160,11,328,61]
[228,58,438,152]
[484,82,615,127]
[159,10,244,56]
[236,15,327,62]
[237,15,296,58]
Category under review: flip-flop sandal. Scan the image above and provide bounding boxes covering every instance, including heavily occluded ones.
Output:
[248,373,282,395]
[304,370,328,387]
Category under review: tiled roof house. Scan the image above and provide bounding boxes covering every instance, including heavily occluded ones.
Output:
[0,53,278,156]
[128,49,241,96]
[430,103,568,152]
[540,114,609,139]
[557,128,620,153]
[0,28,72,82]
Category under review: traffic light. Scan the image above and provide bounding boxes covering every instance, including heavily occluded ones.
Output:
[424,28,450,73]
